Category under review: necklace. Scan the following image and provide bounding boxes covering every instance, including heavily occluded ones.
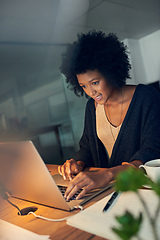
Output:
[105,88,124,142]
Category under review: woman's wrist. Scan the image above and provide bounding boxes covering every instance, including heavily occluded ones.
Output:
[122,160,143,168]
[99,168,114,185]
[107,165,130,180]
[109,161,142,181]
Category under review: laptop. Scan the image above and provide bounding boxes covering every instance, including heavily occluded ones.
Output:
[0,141,113,211]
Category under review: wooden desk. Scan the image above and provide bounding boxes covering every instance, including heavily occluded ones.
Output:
[0,164,113,240]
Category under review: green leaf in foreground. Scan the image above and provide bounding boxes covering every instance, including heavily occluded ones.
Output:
[112,211,143,240]
[114,167,149,192]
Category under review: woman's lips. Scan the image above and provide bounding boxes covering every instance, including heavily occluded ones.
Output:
[94,94,102,101]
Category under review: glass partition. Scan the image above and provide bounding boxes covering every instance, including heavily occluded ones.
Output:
[0,43,87,164]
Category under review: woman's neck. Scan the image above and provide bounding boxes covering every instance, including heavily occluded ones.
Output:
[104,86,125,107]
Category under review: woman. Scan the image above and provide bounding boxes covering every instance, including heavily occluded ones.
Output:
[59,30,160,201]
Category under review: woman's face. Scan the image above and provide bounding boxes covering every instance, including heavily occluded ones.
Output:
[77,70,114,105]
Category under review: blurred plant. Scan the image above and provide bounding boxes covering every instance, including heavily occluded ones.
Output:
[112,167,160,240]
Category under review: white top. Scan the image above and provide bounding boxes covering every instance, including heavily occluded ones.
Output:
[96,104,121,158]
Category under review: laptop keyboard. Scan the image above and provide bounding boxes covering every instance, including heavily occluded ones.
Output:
[58,185,82,202]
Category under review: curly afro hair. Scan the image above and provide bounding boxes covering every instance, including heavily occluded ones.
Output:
[60,30,131,96]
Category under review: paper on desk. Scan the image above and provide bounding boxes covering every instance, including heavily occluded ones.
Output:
[67,189,160,240]
[0,219,50,240]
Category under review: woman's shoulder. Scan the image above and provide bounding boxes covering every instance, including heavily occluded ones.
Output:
[124,84,160,113]
[127,84,160,111]
[126,83,160,98]
[135,83,160,99]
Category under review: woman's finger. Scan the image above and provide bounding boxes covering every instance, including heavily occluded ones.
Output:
[65,173,94,200]
[65,179,87,201]
[66,161,73,181]
[76,183,94,199]
[58,166,62,175]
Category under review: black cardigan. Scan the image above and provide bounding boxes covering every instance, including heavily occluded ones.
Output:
[75,84,160,168]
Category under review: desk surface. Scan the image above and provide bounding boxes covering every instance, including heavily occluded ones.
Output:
[0,164,113,240]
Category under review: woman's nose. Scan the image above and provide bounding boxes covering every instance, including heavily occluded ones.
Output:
[88,86,96,96]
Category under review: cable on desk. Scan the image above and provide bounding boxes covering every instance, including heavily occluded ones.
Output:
[1,191,22,215]
[6,198,22,215]
[28,205,83,222]
[2,190,83,220]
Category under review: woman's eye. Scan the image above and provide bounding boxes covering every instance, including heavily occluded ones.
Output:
[92,81,99,85]
[81,85,86,89]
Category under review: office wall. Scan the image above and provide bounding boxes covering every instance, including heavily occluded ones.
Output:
[126,30,160,85]
[125,38,147,85]
[140,30,160,84]
[0,43,76,164]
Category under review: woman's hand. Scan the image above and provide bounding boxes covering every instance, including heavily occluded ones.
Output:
[58,159,85,181]
[63,160,142,200]
[64,169,113,201]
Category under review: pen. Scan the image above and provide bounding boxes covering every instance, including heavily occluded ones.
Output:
[103,191,119,212]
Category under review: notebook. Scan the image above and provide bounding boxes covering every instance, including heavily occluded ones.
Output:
[67,189,160,240]
[0,141,113,211]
